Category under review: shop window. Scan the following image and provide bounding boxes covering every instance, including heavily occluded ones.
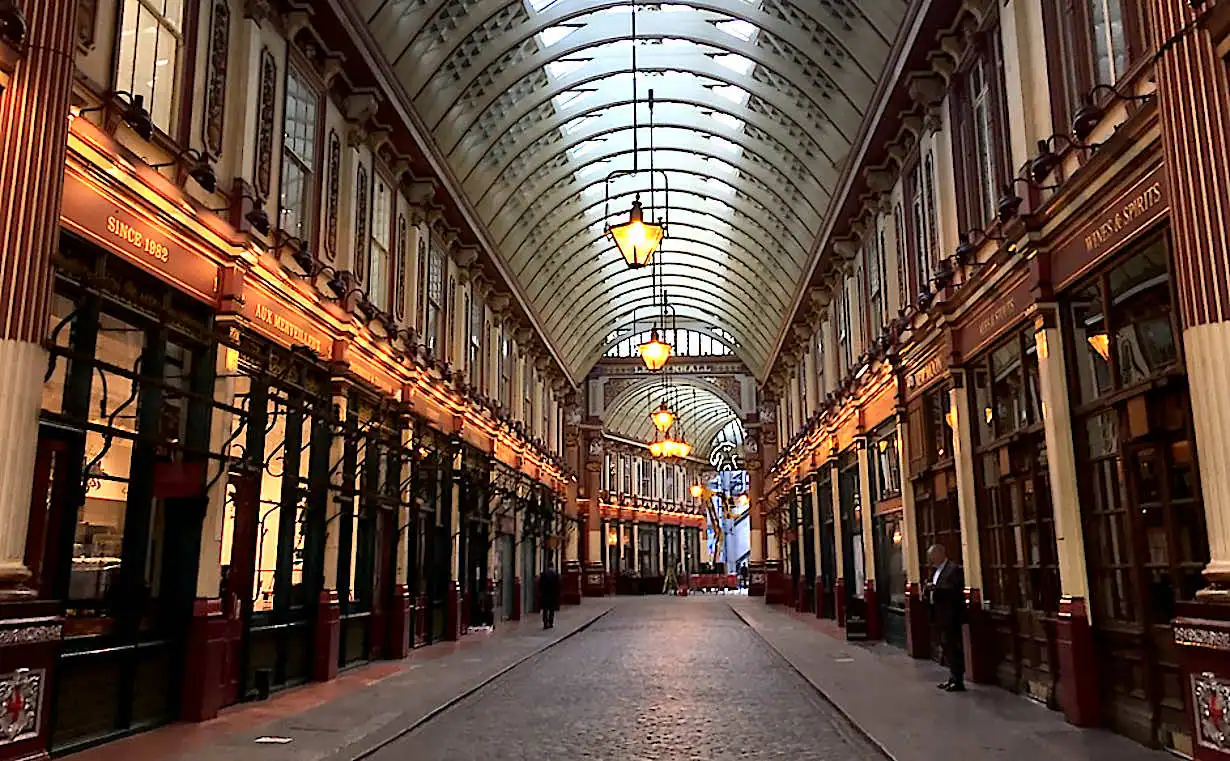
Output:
[875,513,906,608]
[1044,0,1148,132]
[873,428,902,501]
[368,176,392,310]
[278,66,320,241]
[115,0,184,134]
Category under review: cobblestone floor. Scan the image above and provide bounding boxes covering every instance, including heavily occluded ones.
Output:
[369,597,884,761]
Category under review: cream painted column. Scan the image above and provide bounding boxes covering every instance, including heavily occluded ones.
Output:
[449,449,461,583]
[196,340,240,597]
[857,442,876,585]
[0,0,77,595]
[1150,0,1230,596]
[999,0,1054,172]
[322,392,349,590]
[829,461,844,577]
[746,422,766,565]
[896,417,921,584]
[948,378,983,590]
[809,478,824,581]
[657,524,665,574]
[397,425,412,587]
[1033,314,1091,604]
[632,523,641,574]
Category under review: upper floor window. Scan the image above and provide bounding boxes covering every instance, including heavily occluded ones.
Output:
[424,245,444,355]
[867,231,885,338]
[278,67,320,241]
[368,176,392,310]
[1046,0,1148,131]
[893,202,909,302]
[639,458,651,496]
[874,428,902,501]
[522,364,533,421]
[837,276,853,374]
[909,152,939,292]
[116,0,184,134]
[469,289,484,385]
[954,39,1010,230]
[500,335,512,408]
[815,320,826,396]
[446,277,457,360]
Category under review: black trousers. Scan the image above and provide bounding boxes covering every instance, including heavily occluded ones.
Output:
[943,620,965,684]
[542,607,555,628]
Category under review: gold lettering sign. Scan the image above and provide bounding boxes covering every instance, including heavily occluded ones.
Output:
[908,355,944,390]
[977,297,1017,338]
[251,301,324,354]
[1083,181,1164,257]
[106,215,171,263]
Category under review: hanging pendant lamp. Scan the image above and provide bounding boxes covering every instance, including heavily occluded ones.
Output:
[637,329,672,371]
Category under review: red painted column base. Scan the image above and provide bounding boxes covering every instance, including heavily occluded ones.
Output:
[795,579,807,613]
[963,588,994,685]
[582,563,606,597]
[1173,601,1230,759]
[444,581,461,642]
[511,579,522,621]
[386,586,411,659]
[313,590,340,682]
[0,601,61,761]
[764,562,785,605]
[904,583,931,658]
[181,598,230,721]
[530,575,540,613]
[562,561,583,605]
[748,562,766,597]
[834,578,847,627]
[864,580,882,641]
[459,591,469,636]
[1055,596,1100,727]
[815,579,825,619]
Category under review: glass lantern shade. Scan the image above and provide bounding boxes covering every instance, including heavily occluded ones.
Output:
[650,402,676,433]
[690,484,704,499]
[608,199,663,268]
[649,440,664,457]
[637,330,672,371]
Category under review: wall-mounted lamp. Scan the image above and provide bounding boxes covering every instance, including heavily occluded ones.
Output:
[79,91,154,141]
[1072,84,1153,143]
[151,148,216,193]
[0,1,27,48]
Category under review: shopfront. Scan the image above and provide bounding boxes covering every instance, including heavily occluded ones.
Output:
[904,348,961,662]
[456,446,491,629]
[799,483,818,614]
[964,309,1060,704]
[38,235,224,751]
[838,449,866,639]
[869,420,906,648]
[816,464,837,619]
[409,427,455,644]
[1063,230,1205,749]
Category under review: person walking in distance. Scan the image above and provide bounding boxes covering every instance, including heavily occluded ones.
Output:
[539,561,561,630]
[924,544,966,692]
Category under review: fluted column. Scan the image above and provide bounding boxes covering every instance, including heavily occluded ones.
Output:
[1151,0,1230,596]
[0,0,77,595]
[948,378,983,590]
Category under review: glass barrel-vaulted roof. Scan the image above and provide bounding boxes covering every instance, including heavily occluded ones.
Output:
[356,0,905,379]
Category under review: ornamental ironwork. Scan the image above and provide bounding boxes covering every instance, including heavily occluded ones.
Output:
[0,669,42,745]
[325,130,340,260]
[202,0,230,157]
[1195,672,1230,752]
[255,47,277,199]
[1175,626,1230,651]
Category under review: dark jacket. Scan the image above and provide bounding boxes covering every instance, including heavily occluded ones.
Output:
[539,568,561,612]
[925,560,965,629]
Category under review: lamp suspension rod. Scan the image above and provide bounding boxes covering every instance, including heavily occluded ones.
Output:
[631,0,638,174]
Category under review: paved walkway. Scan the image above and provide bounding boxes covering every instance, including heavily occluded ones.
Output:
[65,602,614,761]
[368,596,882,761]
[728,598,1171,761]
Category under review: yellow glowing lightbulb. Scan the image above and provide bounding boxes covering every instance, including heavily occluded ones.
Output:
[651,402,676,433]
[608,198,664,268]
[650,440,664,457]
[690,484,704,499]
[637,330,673,372]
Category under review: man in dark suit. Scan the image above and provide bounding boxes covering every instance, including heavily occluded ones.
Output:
[924,544,966,692]
[539,562,561,630]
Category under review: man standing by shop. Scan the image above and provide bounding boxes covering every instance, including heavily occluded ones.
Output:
[539,562,560,629]
[924,544,965,692]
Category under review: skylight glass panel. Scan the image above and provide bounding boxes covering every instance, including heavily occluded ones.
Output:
[528,0,560,10]
[708,112,743,130]
[706,135,741,153]
[713,54,754,76]
[709,85,749,105]
[538,24,578,47]
[714,19,757,41]
[546,58,587,79]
